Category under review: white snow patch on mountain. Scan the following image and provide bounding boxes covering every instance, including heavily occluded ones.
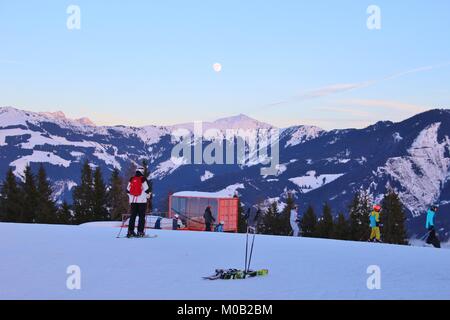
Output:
[11,151,71,177]
[262,197,287,212]
[378,123,450,217]
[150,157,188,180]
[200,170,214,182]
[289,171,345,193]
[285,125,324,147]
[53,180,78,201]
[393,132,403,142]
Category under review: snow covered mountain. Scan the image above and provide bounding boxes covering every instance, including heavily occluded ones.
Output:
[1,106,450,239]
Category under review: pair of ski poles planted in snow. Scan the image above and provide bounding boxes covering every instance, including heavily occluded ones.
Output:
[244,226,256,277]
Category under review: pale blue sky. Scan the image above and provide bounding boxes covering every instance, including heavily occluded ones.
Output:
[0,0,449,129]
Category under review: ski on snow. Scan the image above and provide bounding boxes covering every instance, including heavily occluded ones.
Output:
[203,269,269,280]
[118,235,158,239]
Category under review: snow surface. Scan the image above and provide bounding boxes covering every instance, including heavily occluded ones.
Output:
[1,222,449,300]
[200,170,214,182]
[289,171,345,193]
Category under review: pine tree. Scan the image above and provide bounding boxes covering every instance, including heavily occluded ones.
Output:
[57,201,73,224]
[259,202,280,235]
[316,202,334,239]
[22,165,39,223]
[381,188,409,245]
[35,164,57,224]
[301,205,317,237]
[108,168,129,221]
[333,213,350,240]
[93,167,109,221]
[73,161,94,224]
[0,168,22,222]
[349,189,371,241]
[236,196,247,233]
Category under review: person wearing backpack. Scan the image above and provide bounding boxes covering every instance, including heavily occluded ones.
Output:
[203,205,215,231]
[126,166,151,238]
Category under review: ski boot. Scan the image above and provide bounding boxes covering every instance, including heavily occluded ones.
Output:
[137,232,146,238]
[127,231,137,238]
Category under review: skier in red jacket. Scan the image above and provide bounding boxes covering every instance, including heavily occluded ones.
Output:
[126,166,151,238]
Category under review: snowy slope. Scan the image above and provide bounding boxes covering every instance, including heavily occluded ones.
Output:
[1,222,449,300]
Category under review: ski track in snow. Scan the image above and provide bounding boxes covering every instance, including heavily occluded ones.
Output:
[1,223,450,300]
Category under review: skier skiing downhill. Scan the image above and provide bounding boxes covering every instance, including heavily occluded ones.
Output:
[369,204,382,243]
[425,205,441,248]
[126,166,151,238]
[203,205,215,232]
[290,205,300,237]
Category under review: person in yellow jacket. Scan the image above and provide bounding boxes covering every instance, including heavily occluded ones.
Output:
[369,205,382,243]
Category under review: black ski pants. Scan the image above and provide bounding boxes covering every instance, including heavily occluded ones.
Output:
[426,228,441,248]
[129,203,147,233]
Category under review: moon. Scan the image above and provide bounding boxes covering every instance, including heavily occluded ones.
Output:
[213,63,222,73]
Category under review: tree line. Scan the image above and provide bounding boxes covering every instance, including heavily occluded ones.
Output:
[0,160,408,245]
[0,160,151,225]
[237,188,409,245]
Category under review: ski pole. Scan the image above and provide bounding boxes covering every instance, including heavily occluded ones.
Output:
[116,214,128,238]
[245,228,249,274]
[246,232,256,277]
[420,230,431,241]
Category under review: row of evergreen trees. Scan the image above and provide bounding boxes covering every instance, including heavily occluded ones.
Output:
[242,188,408,245]
[0,160,151,225]
[0,159,407,245]
[0,165,67,224]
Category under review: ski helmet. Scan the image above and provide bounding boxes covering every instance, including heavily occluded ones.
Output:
[136,166,145,175]
[220,221,225,225]
[174,214,179,219]
[431,205,439,212]
[373,205,381,212]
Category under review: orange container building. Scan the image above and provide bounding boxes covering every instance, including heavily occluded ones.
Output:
[168,191,239,232]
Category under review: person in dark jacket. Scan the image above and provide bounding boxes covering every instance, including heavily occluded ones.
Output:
[203,205,215,231]
[126,166,151,238]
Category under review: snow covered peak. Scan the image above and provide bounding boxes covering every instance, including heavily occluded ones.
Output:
[76,117,96,127]
[171,114,273,132]
[0,106,97,129]
[284,125,325,147]
[40,111,96,127]
[210,114,273,130]
[39,111,67,120]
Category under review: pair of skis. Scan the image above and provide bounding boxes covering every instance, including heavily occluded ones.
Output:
[204,227,268,281]
[203,268,268,280]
